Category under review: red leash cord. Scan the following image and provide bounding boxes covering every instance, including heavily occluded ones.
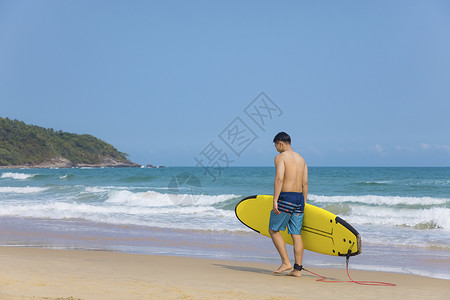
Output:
[302,257,396,286]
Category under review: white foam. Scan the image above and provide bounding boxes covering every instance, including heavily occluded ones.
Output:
[105,190,239,207]
[106,190,174,206]
[349,263,450,280]
[0,186,47,194]
[1,172,36,180]
[310,194,449,206]
[84,187,107,193]
[0,200,241,231]
[348,205,450,231]
[364,180,393,184]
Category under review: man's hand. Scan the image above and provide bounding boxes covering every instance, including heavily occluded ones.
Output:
[273,201,281,215]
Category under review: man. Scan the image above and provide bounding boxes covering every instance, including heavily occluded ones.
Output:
[269,132,308,277]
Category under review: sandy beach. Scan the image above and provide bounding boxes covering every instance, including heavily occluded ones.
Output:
[0,247,448,300]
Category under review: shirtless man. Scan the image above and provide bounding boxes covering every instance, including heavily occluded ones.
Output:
[269,132,308,277]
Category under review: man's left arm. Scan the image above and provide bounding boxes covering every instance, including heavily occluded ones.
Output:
[302,163,308,204]
[273,155,285,214]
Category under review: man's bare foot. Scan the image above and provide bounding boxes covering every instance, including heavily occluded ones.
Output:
[273,263,292,274]
[287,269,302,277]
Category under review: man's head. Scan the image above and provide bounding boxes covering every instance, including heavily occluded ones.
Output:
[273,132,291,153]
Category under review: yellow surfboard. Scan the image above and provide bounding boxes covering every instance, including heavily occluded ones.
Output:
[235,195,361,257]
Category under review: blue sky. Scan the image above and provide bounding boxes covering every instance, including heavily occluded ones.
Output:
[1,0,449,167]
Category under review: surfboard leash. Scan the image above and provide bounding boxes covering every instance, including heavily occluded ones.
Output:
[300,257,396,286]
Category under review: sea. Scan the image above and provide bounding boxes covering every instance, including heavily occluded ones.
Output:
[0,167,449,280]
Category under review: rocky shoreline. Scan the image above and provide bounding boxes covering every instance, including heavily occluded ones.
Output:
[0,156,141,169]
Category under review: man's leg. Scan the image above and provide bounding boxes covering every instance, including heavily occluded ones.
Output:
[269,228,292,274]
[288,234,304,277]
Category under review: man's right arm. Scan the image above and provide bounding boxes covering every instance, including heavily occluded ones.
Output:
[302,163,308,204]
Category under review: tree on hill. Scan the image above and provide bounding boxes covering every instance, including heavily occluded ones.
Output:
[0,117,135,167]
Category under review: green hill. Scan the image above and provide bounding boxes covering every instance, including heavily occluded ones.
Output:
[0,117,139,168]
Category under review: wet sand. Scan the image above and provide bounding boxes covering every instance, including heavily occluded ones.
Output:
[0,247,448,300]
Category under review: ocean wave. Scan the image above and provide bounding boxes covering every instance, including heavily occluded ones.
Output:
[0,201,231,216]
[84,186,108,193]
[1,172,36,180]
[348,206,450,231]
[0,186,48,194]
[0,201,240,231]
[309,194,449,206]
[321,203,352,215]
[407,179,450,186]
[59,174,75,180]
[105,190,240,207]
[357,180,392,185]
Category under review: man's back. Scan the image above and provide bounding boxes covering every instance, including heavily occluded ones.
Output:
[277,150,306,193]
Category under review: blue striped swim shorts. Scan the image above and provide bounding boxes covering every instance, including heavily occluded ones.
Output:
[269,192,305,235]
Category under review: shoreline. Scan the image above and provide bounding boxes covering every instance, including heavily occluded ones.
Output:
[1,216,449,280]
[0,163,141,169]
[0,165,140,169]
[0,156,141,169]
[0,164,141,169]
[0,246,448,300]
